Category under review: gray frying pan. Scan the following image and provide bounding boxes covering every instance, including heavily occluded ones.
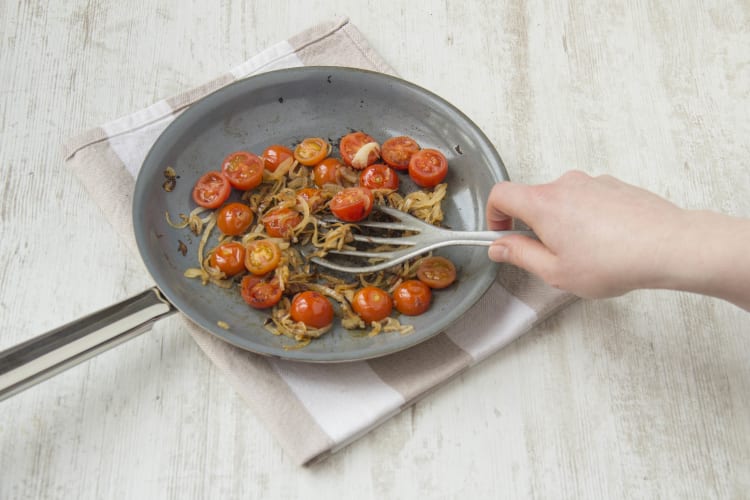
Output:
[0,67,509,400]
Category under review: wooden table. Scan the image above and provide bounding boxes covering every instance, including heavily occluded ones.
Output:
[1,2,748,498]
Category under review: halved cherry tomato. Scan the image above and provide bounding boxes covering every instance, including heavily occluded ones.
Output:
[261,207,303,238]
[359,163,399,190]
[294,137,330,166]
[209,241,246,276]
[416,256,457,289]
[290,291,334,329]
[192,171,231,209]
[221,151,264,190]
[393,280,432,316]
[408,149,448,188]
[240,275,283,309]
[329,187,374,222]
[381,136,420,171]
[313,157,343,187]
[352,286,393,323]
[244,240,281,276]
[216,202,254,235]
[296,188,325,213]
[262,144,294,172]
[340,131,380,169]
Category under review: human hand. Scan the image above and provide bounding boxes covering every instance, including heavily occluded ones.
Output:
[486,171,687,299]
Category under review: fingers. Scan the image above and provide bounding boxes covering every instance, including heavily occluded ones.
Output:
[486,181,537,230]
[487,234,557,280]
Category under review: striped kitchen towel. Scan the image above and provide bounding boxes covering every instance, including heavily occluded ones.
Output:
[63,17,574,465]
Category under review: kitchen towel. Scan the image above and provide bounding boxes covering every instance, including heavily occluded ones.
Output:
[63,17,574,465]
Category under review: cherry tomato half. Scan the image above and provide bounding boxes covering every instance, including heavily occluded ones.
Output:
[240,275,283,309]
[294,137,330,166]
[244,240,281,276]
[408,149,448,188]
[352,286,393,323]
[381,136,420,171]
[192,171,231,209]
[359,163,399,190]
[296,188,325,213]
[216,202,254,236]
[262,144,294,172]
[209,241,246,277]
[329,187,374,222]
[221,151,264,190]
[416,256,457,289]
[393,280,432,316]
[261,207,303,239]
[290,291,334,329]
[340,131,380,169]
[313,157,343,187]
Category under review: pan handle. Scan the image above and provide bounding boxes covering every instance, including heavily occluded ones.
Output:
[0,287,176,401]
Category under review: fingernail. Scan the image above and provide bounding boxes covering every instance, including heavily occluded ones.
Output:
[488,243,509,262]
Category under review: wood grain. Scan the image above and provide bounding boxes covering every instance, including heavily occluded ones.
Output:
[1,1,748,498]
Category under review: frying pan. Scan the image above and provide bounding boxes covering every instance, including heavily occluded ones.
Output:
[0,67,509,400]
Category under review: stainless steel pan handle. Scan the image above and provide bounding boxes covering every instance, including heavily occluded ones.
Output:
[0,287,175,401]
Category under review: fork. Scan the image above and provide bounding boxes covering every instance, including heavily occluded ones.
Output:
[310,205,535,273]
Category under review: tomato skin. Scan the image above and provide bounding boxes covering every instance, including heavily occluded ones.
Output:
[313,157,343,187]
[359,163,399,190]
[221,151,264,190]
[329,187,374,222]
[416,256,457,289]
[244,240,281,276]
[240,275,283,309]
[381,136,420,171]
[290,291,334,328]
[296,188,325,213]
[209,242,246,276]
[393,280,432,316]
[340,131,380,169]
[261,207,303,239]
[192,171,232,209]
[408,149,448,188]
[294,137,330,166]
[216,202,254,235]
[352,286,393,323]
[262,144,294,172]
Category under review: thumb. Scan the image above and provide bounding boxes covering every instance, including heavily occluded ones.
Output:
[488,234,557,278]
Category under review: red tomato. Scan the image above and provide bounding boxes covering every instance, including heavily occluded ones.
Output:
[192,171,231,209]
[290,291,334,329]
[313,157,343,187]
[294,137,330,166]
[329,187,374,222]
[340,131,380,169]
[416,256,457,289]
[221,151,264,190]
[381,136,420,171]
[244,240,281,276]
[261,207,303,238]
[262,144,294,172]
[216,202,254,235]
[352,286,393,323]
[209,242,246,276]
[296,188,325,212]
[240,275,282,309]
[408,149,448,188]
[359,163,399,190]
[393,280,432,316]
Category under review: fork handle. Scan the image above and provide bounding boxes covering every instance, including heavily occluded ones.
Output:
[439,229,536,245]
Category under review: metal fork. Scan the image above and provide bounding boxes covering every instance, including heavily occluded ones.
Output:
[311,205,535,273]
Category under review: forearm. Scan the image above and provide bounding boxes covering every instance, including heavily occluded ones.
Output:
[654,210,750,311]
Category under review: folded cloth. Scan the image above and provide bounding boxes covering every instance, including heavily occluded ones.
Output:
[63,17,575,465]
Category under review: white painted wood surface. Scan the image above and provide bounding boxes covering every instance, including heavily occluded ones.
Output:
[1,1,748,498]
